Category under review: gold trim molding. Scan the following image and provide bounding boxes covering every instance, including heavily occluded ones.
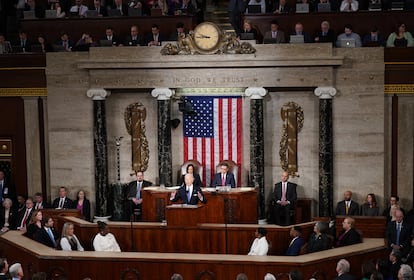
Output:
[0,88,47,97]
[385,84,414,95]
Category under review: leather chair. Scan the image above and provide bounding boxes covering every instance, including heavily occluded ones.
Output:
[215,159,238,186]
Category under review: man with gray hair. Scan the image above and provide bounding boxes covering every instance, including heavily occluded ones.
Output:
[9,262,23,279]
[264,273,276,280]
[236,273,248,280]
[398,264,412,280]
[335,259,355,280]
[171,273,183,280]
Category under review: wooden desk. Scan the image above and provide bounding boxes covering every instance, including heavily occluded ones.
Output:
[335,215,387,239]
[41,209,81,234]
[165,204,204,226]
[142,187,258,224]
[0,230,387,280]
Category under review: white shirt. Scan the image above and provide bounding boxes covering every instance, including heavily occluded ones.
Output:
[248,236,269,255]
[60,235,84,251]
[93,233,121,252]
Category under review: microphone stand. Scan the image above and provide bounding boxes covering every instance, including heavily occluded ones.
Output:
[224,195,229,254]
[130,199,135,251]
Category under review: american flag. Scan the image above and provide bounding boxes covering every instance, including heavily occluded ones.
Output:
[183,96,242,187]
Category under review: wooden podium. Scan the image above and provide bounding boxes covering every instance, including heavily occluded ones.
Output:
[165,204,204,227]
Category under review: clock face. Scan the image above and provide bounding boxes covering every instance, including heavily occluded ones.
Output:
[193,22,221,52]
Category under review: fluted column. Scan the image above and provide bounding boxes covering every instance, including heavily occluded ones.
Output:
[87,88,111,218]
[245,87,267,220]
[314,87,336,218]
[151,88,173,187]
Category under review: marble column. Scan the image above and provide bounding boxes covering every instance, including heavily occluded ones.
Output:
[87,88,111,218]
[245,87,267,220]
[151,88,173,187]
[314,87,336,217]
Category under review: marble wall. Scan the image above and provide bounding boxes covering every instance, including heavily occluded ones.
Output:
[43,45,400,219]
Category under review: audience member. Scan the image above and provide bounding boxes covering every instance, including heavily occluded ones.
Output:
[16,197,34,231]
[361,193,380,216]
[169,22,186,41]
[336,216,362,247]
[0,34,12,54]
[103,27,121,46]
[228,0,247,35]
[263,20,285,43]
[31,272,47,280]
[170,174,206,205]
[264,273,276,280]
[314,21,335,44]
[386,23,414,47]
[8,263,23,280]
[272,0,291,13]
[52,186,73,209]
[73,190,91,221]
[336,24,362,47]
[336,190,360,216]
[240,19,258,40]
[247,0,266,13]
[340,0,359,11]
[397,264,412,280]
[383,195,404,224]
[362,28,385,47]
[171,274,183,280]
[124,25,145,46]
[0,258,9,279]
[93,221,121,252]
[375,259,391,280]
[55,2,66,18]
[211,162,236,188]
[33,192,50,209]
[60,222,84,251]
[286,226,303,256]
[0,198,17,231]
[361,260,376,280]
[16,195,26,214]
[307,221,330,253]
[70,0,89,16]
[290,22,312,43]
[389,250,402,280]
[289,270,303,280]
[111,0,129,15]
[334,259,355,280]
[273,171,297,226]
[175,0,196,15]
[180,163,202,187]
[14,30,31,52]
[90,0,107,16]
[370,272,384,280]
[236,273,248,280]
[34,215,59,249]
[127,171,152,221]
[146,24,164,46]
[26,209,42,239]
[386,209,412,255]
[248,227,269,255]
[0,170,14,206]
[55,32,74,52]
[74,33,97,51]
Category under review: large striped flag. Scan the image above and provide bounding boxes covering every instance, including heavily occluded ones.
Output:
[183,96,242,187]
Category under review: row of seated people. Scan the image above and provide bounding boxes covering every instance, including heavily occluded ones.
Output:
[0,186,91,234]
[246,0,414,14]
[18,0,201,19]
[240,19,414,47]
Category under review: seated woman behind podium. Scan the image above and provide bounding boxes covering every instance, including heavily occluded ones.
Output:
[61,222,84,251]
[93,221,121,252]
[180,164,202,187]
[170,174,206,205]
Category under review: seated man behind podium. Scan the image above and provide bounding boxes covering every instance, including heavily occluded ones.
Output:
[52,186,73,209]
[170,174,206,205]
[273,170,297,226]
[211,162,236,188]
[127,171,152,221]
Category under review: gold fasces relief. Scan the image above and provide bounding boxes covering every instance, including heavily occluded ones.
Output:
[161,23,256,55]
[279,102,304,177]
[124,103,149,173]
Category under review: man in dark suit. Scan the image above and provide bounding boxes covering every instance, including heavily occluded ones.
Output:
[0,169,15,205]
[334,259,355,280]
[336,216,361,247]
[110,0,128,15]
[90,0,107,16]
[16,197,34,230]
[383,195,405,224]
[103,27,121,46]
[124,25,145,46]
[211,162,236,188]
[336,190,359,216]
[170,174,206,205]
[228,0,247,35]
[273,171,297,225]
[33,192,51,210]
[146,24,165,46]
[386,209,412,256]
[52,186,73,209]
[126,171,152,221]
[286,226,303,256]
[34,215,59,249]
[314,20,336,45]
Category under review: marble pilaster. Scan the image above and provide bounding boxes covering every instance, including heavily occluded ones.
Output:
[245,87,267,220]
[314,87,336,217]
[151,88,173,186]
[87,88,111,217]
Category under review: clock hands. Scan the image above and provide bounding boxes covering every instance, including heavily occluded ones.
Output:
[196,34,211,39]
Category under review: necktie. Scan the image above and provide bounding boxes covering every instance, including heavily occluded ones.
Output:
[63,41,67,50]
[187,187,192,202]
[345,202,349,214]
[348,3,352,10]
[21,209,29,227]
[59,198,64,208]
[136,182,141,199]
[396,223,401,245]
[0,181,3,203]
[47,228,56,247]
[272,31,276,38]
[221,175,225,186]
[281,183,287,201]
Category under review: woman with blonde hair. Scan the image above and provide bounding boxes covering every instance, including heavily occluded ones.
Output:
[60,222,84,251]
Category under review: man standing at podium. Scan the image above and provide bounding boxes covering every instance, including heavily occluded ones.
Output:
[211,162,236,188]
[170,174,206,205]
[273,171,297,226]
[127,171,152,221]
